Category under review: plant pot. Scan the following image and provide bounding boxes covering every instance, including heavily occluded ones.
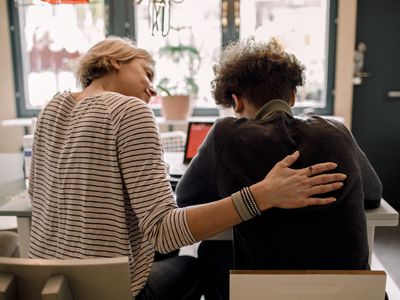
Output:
[161,95,192,120]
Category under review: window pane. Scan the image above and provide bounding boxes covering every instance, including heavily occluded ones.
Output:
[135,0,221,108]
[240,0,330,109]
[18,0,106,110]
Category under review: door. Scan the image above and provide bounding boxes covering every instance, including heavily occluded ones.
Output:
[352,0,400,209]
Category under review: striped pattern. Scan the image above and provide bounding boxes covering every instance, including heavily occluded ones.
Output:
[241,187,261,217]
[28,91,196,298]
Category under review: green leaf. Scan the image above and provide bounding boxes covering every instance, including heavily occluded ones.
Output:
[157,42,201,96]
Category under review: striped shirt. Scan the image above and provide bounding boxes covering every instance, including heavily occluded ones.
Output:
[28,91,197,297]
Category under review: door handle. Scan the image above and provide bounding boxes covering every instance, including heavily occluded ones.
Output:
[354,71,371,78]
[387,91,400,98]
[353,42,371,85]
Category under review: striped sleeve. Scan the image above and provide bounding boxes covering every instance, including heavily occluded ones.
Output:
[28,132,36,202]
[114,99,196,253]
[28,113,42,202]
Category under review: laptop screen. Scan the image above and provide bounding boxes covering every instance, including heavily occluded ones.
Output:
[183,121,214,164]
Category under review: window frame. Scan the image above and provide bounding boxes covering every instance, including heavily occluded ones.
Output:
[7,0,133,118]
[8,0,337,118]
[291,0,338,116]
[8,0,30,117]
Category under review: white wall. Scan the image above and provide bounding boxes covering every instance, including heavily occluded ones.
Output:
[334,0,357,128]
[0,0,23,153]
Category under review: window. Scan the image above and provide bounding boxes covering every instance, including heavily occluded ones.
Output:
[135,0,222,116]
[9,0,106,117]
[9,0,336,117]
[240,0,337,115]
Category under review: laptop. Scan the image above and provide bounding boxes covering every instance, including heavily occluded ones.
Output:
[167,121,214,177]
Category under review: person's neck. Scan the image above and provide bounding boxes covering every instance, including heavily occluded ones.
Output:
[72,78,117,102]
[239,105,261,119]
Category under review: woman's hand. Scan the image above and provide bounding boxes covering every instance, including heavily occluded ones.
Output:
[251,151,347,211]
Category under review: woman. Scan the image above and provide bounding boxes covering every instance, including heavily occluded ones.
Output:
[28,36,346,299]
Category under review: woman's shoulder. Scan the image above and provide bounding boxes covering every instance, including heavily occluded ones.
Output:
[101,92,151,115]
[39,91,74,115]
[100,92,155,126]
[100,91,139,104]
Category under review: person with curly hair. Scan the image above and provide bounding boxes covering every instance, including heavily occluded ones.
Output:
[176,38,382,300]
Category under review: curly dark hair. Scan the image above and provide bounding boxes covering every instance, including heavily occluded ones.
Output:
[212,37,305,108]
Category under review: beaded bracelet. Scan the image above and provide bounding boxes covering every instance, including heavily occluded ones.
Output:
[231,187,261,222]
[241,187,261,217]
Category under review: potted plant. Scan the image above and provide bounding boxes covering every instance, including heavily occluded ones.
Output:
[156,41,201,120]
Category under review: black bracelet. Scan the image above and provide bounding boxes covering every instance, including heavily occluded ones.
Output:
[231,186,261,221]
[241,187,261,217]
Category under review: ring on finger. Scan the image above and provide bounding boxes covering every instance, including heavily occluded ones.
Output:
[308,166,313,177]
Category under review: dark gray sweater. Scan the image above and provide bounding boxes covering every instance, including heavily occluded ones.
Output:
[176,100,382,270]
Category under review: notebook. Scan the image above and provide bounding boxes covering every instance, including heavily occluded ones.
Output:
[168,121,214,177]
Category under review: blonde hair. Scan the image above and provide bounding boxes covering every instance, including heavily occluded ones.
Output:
[75,36,155,88]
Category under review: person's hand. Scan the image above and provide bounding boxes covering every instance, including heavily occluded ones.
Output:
[251,151,346,211]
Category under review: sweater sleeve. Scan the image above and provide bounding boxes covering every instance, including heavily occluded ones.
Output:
[28,122,38,203]
[28,110,44,204]
[115,99,196,253]
[333,120,383,206]
[352,135,383,206]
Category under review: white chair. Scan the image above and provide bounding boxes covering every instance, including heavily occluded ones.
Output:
[160,131,187,152]
[0,232,19,257]
[230,270,386,300]
[0,256,131,300]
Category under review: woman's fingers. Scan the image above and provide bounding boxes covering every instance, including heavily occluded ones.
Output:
[306,197,337,206]
[308,173,347,185]
[302,162,338,176]
[308,181,344,196]
[255,152,347,210]
[279,151,300,167]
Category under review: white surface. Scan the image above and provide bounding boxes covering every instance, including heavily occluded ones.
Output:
[0,118,33,127]
[22,135,33,148]
[230,271,386,300]
[0,153,23,183]
[371,253,400,300]
[23,135,33,181]
[155,116,217,126]
[164,152,187,176]
[365,200,399,226]
[0,216,17,231]
[0,153,23,232]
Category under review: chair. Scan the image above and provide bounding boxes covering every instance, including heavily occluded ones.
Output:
[230,270,386,300]
[160,131,187,152]
[0,232,19,257]
[0,256,131,300]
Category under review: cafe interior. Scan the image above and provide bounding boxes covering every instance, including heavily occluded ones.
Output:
[0,0,399,299]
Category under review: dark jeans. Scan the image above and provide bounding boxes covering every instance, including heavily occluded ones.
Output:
[197,241,233,300]
[136,254,204,300]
